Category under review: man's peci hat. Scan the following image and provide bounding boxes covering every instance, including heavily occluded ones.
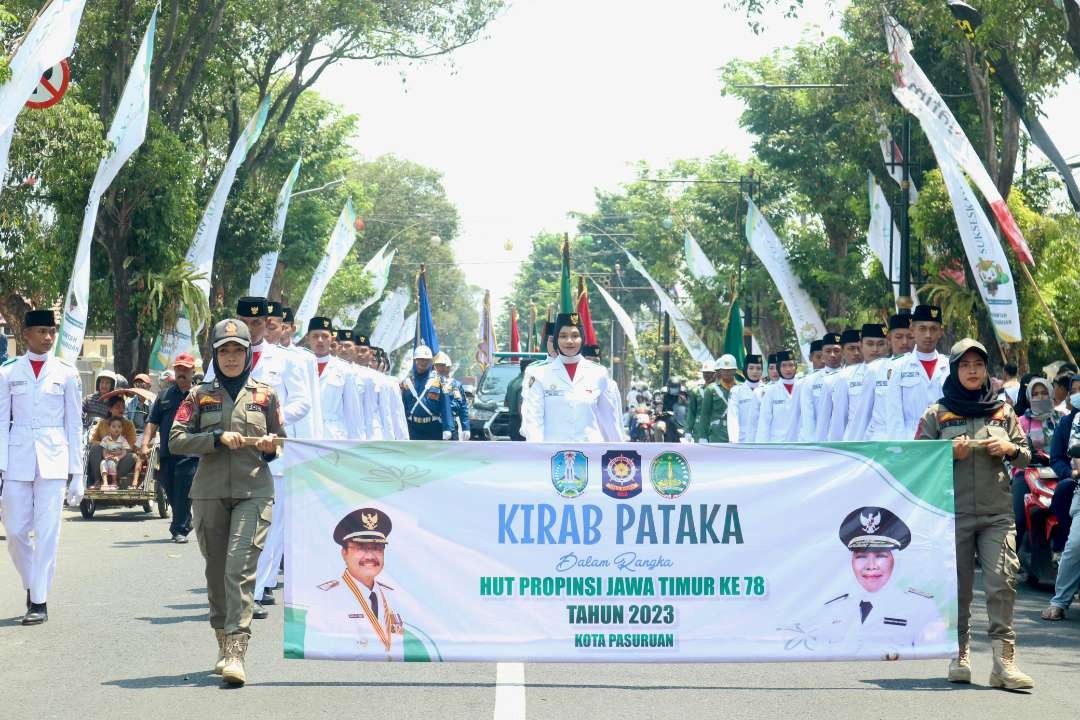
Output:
[335,329,352,343]
[211,318,252,349]
[24,309,56,328]
[839,328,861,346]
[839,506,911,551]
[809,340,823,353]
[236,297,268,318]
[582,344,601,359]
[281,307,295,324]
[353,331,371,348]
[888,313,911,331]
[266,300,284,319]
[861,323,887,339]
[911,304,943,324]
[333,507,392,546]
[822,332,842,347]
[307,316,333,334]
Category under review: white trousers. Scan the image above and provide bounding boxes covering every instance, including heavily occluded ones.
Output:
[254,474,286,596]
[2,473,67,604]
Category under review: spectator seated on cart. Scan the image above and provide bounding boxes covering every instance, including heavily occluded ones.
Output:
[88,396,138,488]
[98,417,132,490]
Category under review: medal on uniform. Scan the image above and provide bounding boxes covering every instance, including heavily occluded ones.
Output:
[341,572,394,653]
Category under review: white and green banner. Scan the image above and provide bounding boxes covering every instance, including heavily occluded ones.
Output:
[249,156,302,297]
[284,440,957,662]
[294,199,358,337]
[57,7,157,360]
[866,172,917,312]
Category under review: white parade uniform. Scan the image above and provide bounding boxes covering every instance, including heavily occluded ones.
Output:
[315,355,363,440]
[885,351,950,440]
[0,352,83,604]
[282,343,323,435]
[844,357,898,441]
[301,575,405,661]
[522,356,624,443]
[823,363,867,441]
[727,381,762,443]
[755,379,798,442]
[797,367,839,441]
[799,582,944,661]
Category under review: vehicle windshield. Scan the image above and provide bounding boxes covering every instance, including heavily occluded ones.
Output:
[477,364,518,401]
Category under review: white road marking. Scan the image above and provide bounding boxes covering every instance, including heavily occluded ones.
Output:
[493,662,526,720]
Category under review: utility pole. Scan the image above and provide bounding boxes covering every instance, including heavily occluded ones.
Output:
[739,170,760,354]
[884,117,917,314]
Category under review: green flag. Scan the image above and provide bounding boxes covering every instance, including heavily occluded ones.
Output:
[560,234,573,313]
[724,300,747,369]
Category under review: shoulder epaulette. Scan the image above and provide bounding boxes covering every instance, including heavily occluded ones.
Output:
[317,579,339,591]
[825,593,848,605]
[906,587,933,599]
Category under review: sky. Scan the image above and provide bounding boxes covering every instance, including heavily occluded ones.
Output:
[313,0,1080,317]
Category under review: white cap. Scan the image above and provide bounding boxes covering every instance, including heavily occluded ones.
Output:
[414,345,433,360]
[700,360,716,373]
[716,354,738,370]
[433,351,451,366]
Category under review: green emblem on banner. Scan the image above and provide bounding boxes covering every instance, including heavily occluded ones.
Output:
[551,450,589,498]
[650,452,691,498]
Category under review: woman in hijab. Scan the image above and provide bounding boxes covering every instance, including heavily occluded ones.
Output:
[1010,377,1060,551]
[917,338,1033,690]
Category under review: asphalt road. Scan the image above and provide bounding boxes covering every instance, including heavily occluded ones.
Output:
[2,505,1079,720]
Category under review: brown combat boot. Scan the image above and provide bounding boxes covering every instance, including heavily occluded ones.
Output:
[221,634,249,686]
[989,639,1034,690]
[947,636,971,683]
[212,629,227,675]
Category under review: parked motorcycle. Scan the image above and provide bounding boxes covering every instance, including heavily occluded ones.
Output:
[1017,450,1063,588]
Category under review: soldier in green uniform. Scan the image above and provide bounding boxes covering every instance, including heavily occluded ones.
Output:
[694,354,738,444]
[504,358,534,441]
[685,360,715,442]
[170,319,285,686]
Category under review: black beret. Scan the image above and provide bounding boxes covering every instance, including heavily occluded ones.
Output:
[839,328,861,345]
[24,309,56,328]
[888,313,910,331]
[911,304,943,323]
[861,323,887,339]
[839,506,911,551]
[822,332,842,347]
[307,316,333,334]
[333,507,392,546]
[236,297,268,318]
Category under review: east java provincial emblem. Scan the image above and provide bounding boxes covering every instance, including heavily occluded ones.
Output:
[602,450,642,499]
[551,451,589,498]
[650,452,691,499]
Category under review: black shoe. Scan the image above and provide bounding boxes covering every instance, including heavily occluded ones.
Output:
[22,603,47,625]
[261,589,275,605]
[252,602,268,620]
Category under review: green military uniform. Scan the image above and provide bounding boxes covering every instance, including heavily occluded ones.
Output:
[685,384,703,440]
[694,382,733,444]
[169,319,286,685]
[504,369,526,440]
[916,337,1033,689]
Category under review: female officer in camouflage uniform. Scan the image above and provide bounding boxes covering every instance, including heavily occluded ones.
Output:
[916,338,1033,690]
[171,319,285,686]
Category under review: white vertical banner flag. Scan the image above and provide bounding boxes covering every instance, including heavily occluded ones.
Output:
[0,0,89,187]
[389,312,418,353]
[336,244,398,326]
[476,290,496,369]
[884,14,1034,266]
[936,159,1022,342]
[249,156,302,296]
[56,7,157,360]
[369,286,410,349]
[293,199,358,336]
[866,172,917,311]
[684,231,718,280]
[622,249,714,364]
[150,95,271,369]
[591,279,639,354]
[744,198,826,364]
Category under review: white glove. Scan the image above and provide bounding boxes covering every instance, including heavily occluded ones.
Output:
[442,431,453,441]
[462,430,471,441]
[66,474,85,507]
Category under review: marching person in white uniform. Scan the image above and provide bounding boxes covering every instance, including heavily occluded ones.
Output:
[796,333,842,441]
[0,310,84,625]
[756,350,800,442]
[306,318,363,440]
[845,315,915,441]
[824,326,889,441]
[356,335,402,440]
[727,354,764,443]
[268,301,322,433]
[522,312,624,443]
[886,305,949,440]
[303,507,406,661]
[371,346,410,440]
[816,328,862,441]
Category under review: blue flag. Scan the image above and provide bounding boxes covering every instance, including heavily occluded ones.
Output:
[415,267,439,353]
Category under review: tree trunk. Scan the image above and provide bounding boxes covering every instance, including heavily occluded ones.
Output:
[961,45,1000,183]
[0,292,32,356]
[996,100,1020,201]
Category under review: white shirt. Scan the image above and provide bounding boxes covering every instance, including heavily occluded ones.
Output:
[822,363,867,441]
[798,367,840,441]
[301,576,405,661]
[0,352,84,481]
[885,350,950,440]
[727,380,762,443]
[522,356,624,443]
[755,379,798,442]
[316,355,363,439]
[844,357,899,441]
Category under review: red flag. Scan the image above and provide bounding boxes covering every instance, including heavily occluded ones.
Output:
[509,305,520,361]
[576,277,598,346]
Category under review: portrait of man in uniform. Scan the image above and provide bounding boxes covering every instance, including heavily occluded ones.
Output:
[791,506,947,661]
[301,507,407,660]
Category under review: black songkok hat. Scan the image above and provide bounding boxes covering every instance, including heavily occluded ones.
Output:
[744,354,763,369]
[266,300,284,319]
[839,328,861,345]
[307,317,333,334]
[861,323,887,339]
[24,310,56,328]
[775,350,794,363]
[809,340,824,353]
[353,331,370,347]
[888,313,911,331]
[822,332,842,347]
[911,304,943,324]
[281,307,295,323]
[236,297,268,318]
[335,329,352,342]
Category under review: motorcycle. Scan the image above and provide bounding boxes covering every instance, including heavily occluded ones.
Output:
[1017,450,1063,588]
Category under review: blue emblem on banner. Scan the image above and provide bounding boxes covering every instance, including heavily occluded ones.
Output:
[602,450,642,499]
[551,451,589,498]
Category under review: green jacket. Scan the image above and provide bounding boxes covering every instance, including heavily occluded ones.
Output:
[685,385,704,439]
[695,382,733,443]
[170,378,285,500]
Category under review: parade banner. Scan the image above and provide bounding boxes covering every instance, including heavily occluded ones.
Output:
[150,95,271,370]
[744,198,825,364]
[866,172,917,311]
[885,14,1034,266]
[57,7,156,360]
[622,249,713,365]
[249,156,302,296]
[334,244,396,328]
[294,199,358,336]
[936,159,1022,342]
[476,289,496,368]
[283,440,957,662]
[370,286,410,350]
[684,231,718,280]
[390,312,418,353]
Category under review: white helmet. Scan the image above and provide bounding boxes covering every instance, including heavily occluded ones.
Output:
[716,354,738,371]
[413,345,433,360]
[433,351,452,366]
[700,360,716,373]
